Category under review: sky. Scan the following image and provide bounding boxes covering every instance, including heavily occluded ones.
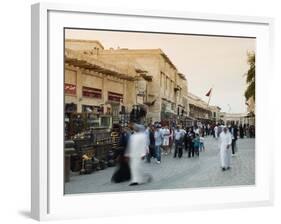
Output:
[65,29,255,113]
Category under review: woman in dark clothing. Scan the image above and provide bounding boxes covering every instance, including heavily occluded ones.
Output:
[111,127,131,183]
[185,127,195,158]
[147,125,155,162]
[239,124,244,139]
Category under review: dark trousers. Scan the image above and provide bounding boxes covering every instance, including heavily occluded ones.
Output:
[231,139,237,155]
[111,157,131,183]
[147,145,155,162]
[188,144,195,157]
[195,146,199,156]
[184,142,188,152]
[174,140,183,158]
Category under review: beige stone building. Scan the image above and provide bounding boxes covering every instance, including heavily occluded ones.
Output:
[209,105,222,123]
[64,48,140,127]
[219,112,248,126]
[188,93,212,123]
[95,47,189,123]
[64,39,190,124]
[65,39,104,53]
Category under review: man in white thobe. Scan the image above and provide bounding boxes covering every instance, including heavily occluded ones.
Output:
[126,124,152,185]
[162,125,170,155]
[214,125,218,139]
[219,126,232,171]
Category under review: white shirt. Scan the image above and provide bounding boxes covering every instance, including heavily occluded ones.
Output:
[174,129,186,140]
[162,128,170,140]
[219,131,232,148]
[127,132,147,158]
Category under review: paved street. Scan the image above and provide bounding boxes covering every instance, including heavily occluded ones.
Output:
[65,137,255,194]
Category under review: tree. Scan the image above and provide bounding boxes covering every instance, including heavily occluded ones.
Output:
[244,52,255,101]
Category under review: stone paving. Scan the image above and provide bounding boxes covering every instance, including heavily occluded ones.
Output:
[65,136,255,194]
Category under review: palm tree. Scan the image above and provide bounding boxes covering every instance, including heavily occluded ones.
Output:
[244,52,255,101]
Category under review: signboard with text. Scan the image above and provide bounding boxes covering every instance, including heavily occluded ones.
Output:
[64,83,76,95]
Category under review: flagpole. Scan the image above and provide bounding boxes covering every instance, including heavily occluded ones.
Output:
[207,86,213,106]
[207,91,211,106]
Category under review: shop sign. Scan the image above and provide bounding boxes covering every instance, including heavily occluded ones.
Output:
[65,83,76,95]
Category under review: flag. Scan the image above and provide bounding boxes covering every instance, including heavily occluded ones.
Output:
[205,88,212,97]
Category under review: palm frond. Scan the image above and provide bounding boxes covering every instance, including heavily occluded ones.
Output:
[245,52,255,101]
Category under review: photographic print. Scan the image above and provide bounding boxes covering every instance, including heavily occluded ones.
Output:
[64,28,256,195]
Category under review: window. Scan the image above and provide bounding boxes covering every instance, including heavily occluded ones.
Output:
[82,87,102,99]
[82,105,101,113]
[101,116,111,127]
[108,91,123,102]
[82,105,94,112]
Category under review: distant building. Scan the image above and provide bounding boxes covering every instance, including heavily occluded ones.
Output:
[219,112,247,126]
[188,93,212,124]
[209,105,222,123]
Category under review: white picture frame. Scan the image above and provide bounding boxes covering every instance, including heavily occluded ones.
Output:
[31,2,274,221]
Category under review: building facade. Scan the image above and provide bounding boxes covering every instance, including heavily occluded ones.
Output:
[64,48,140,128]
[209,105,222,123]
[188,93,212,124]
[64,39,190,125]
[219,112,248,126]
[93,46,189,123]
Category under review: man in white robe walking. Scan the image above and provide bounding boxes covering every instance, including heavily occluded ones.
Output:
[214,125,218,139]
[126,124,152,185]
[219,126,232,171]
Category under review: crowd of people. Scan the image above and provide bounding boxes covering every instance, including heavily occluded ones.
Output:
[111,113,255,185]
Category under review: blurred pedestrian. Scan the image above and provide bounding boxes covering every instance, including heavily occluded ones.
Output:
[144,125,150,161]
[174,126,186,158]
[186,127,195,158]
[219,126,232,171]
[162,125,170,155]
[154,124,163,164]
[193,133,200,157]
[214,124,218,139]
[249,125,255,138]
[194,125,200,135]
[168,126,174,154]
[230,124,238,156]
[127,124,152,186]
[199,135,205,152]
[111,126,131,183]
[244,124,250,138]
[147,124,156,162]
[239,124,244,138]
[206,124,209,136]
